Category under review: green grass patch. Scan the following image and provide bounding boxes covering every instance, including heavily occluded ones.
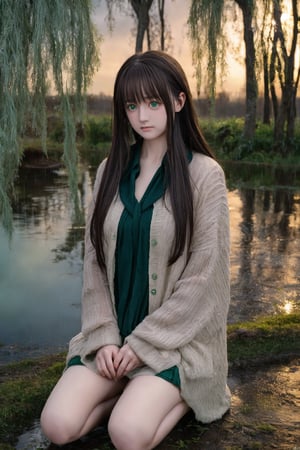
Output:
[227,313,300,366]
[0,355,64,445]
[255,423,277,433]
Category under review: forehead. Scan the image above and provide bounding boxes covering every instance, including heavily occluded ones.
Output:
[121,65,164,102]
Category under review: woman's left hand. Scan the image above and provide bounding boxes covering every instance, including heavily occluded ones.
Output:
[113,343,143,379]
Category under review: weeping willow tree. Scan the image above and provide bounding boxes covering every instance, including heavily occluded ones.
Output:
[188,0,258,142]
[0,0,100,231]
[188,0,227,102]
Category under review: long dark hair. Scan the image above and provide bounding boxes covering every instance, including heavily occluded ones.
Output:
[91,50,214,270]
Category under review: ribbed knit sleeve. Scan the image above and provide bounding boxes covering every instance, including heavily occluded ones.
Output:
[126,158,230,373]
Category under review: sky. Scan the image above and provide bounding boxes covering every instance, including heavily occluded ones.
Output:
[89,0,245,98]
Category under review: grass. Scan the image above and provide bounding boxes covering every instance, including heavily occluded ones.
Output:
[0,355,65,446]
[0,314,299,447]
[227,313,300,366]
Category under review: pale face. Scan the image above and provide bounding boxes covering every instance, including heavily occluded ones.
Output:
[125,98,168,144]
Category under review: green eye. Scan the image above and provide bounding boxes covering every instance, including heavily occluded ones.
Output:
[149,100,160,109]
[127,103,137,111]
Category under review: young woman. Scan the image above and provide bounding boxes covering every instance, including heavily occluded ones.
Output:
[41,50,231,450]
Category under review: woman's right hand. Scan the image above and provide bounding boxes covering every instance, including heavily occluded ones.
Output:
[96,345,120,380]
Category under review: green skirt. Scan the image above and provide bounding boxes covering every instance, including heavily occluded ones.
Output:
[67,355,180,388]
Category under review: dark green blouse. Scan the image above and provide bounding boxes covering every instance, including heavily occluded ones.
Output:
[114,144,180,388]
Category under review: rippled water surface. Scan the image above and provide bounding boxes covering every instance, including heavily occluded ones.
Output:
[0,153,299,364]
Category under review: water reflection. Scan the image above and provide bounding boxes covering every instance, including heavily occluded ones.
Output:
[0,165,95,363]
[0,154,299,362]
[229,182,300,323]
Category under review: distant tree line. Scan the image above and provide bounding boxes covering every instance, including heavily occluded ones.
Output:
[45,93,300,122]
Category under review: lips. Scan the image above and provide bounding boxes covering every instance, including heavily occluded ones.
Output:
[141,126,153,131]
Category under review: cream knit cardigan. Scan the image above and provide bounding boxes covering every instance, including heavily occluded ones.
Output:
[67,152,231,423]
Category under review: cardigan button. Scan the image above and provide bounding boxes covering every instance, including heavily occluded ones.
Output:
[151,239,158,247]
[151,273,158,280]
[150,288,157,295]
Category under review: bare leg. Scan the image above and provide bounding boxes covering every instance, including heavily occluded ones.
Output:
[108,375,190,450]
[40,366,127,445]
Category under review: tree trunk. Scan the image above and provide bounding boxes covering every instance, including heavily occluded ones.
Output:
[261,3,271,125]
[269,32,279,121]
[272,0,299,154]
[130,0,154,53]
[285,0,299,145]
[158,0,165,50]
[235,0,257,141]
[146,24,151,49]
[272,0,287,155]
[287,66,300,142]
[263,50,271,124]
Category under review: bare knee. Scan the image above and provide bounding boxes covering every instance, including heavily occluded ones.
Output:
[40,406,80,445]
[108,413,151,450]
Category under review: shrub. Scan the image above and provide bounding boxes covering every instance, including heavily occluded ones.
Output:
[48,115,65,143]
[86,115,112,145]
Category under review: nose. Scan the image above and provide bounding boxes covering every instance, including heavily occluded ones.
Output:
[138,103,149,122]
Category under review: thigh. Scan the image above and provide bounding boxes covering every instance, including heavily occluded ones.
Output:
[108,375,188,447]
[41,366,126,433]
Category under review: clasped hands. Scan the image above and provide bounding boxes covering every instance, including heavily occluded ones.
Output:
[96,344,143,380]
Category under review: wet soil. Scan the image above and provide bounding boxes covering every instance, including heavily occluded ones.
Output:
[16,357,300,450]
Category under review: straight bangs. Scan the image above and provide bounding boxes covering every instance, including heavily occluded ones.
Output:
[117,63,171,107]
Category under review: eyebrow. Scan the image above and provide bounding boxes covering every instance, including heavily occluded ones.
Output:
[125,97,160,103]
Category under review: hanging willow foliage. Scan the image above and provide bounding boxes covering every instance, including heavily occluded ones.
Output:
[0,0,100,231]
[188,0,226,102]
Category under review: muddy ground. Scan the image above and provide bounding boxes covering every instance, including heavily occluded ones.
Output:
[16,357,300,450]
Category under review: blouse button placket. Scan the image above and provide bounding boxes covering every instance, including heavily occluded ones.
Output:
[150,239,158,297]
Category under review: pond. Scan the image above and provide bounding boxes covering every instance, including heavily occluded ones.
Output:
[0,150,299,364]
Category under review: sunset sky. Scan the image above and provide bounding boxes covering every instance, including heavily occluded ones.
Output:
[89,0,246,98]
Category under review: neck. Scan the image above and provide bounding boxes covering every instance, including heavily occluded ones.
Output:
[140,138,167,165]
